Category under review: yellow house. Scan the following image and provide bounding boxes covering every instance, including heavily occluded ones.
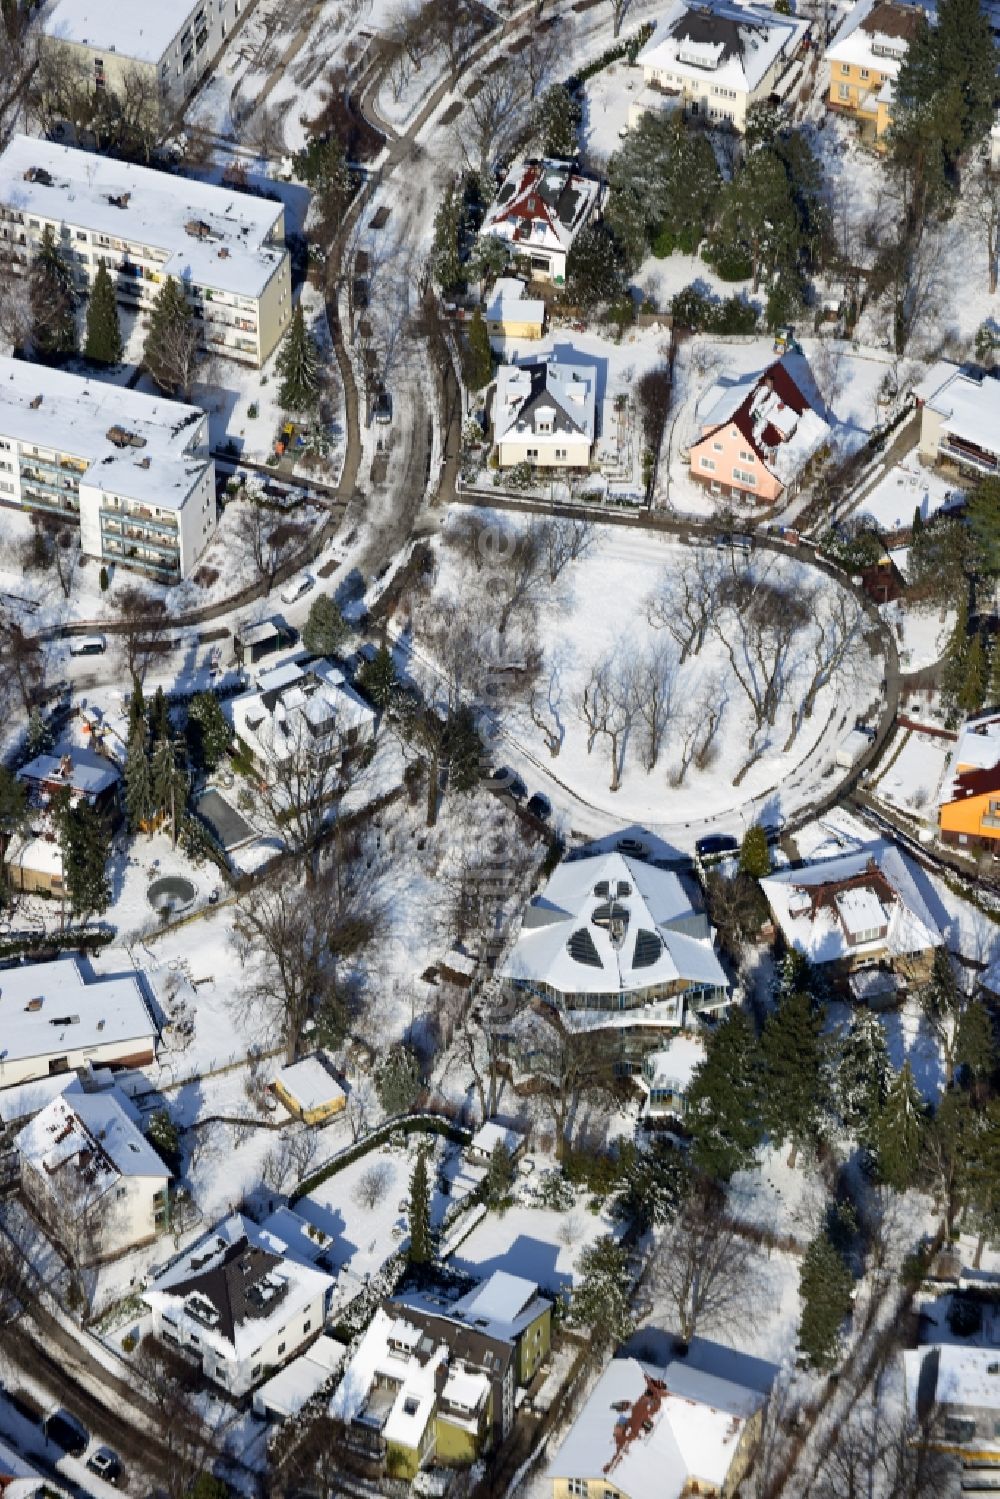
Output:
[547,1356,767,1499]
[825,0,926,149]
[485,277,545,342]
[939,716,1000,852]
[271,1055,346,1125]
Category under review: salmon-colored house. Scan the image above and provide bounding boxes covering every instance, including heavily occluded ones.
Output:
[689,352,832,506]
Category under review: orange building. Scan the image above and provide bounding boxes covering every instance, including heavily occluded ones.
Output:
[825,0,927,151]
[939,716,1000,851]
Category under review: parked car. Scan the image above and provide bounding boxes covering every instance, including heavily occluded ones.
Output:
[695,833,739,859]
[373,388,392,425]
[69,634,106,656]
[280,574,314,605]
[485,766,527,801]
[526,792,551,821]
[616,836,648,859]
[44,1409,89,1457]
[87,1446,122,1484]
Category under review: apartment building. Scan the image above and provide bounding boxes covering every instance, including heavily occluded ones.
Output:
[41,0,247,115]
[0,358,215,581]
[0,136,292,367]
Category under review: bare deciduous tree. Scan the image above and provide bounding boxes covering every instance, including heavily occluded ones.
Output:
[0,609,44,713]
[646,552,720,663]
[542,515,595,582]
[354,1161,393,1209]
[635,640,677,772]
[458,59,529,183]
[234,500,309,594]
[653,1185,761,1345]
[111,583,170,687]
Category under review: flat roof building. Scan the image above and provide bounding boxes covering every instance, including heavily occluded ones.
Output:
[0,356,215,581]
[0,957,157,1089]
[0,136,292,367]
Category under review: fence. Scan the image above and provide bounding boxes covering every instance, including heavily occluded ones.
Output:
[291,1109,472,1203]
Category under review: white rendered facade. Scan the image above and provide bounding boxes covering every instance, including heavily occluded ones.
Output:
[0,136,292,367]
[42,0,247,114]
[0,358,215,581]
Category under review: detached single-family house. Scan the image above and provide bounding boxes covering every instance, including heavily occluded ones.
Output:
[939,714,1000,850]
[271,1054,346,1125]
[635,0,808,132]
[914,360,1000,479]
[17,744,121,821]
[485,277,545,343]
[546,1354,767,1499]
[478,159,602,285]
[689,353,831,506]
[17,1079,171,1262]
[144,1213,335,1396]
[760,843,943,990]
[501,847,729,1075]
[228,656,376,772]
[494,359,597,470]
[825,0,927,150]
[903,1345,1000,1452]
[0,957,157,1088]
[334,1272,551,1477]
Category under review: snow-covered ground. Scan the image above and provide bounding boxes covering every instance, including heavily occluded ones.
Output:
[851,455,966,535]
[872,726,953,827]
[881,598,955,673]
[445,1199,625,1294]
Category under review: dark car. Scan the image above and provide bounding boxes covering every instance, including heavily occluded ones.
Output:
[485,766,527,801]
[526,792,551,821]
[87,1446,122,1484]
[44,1409,89,1457]
[695,833,739,859]
[373,388,392,425]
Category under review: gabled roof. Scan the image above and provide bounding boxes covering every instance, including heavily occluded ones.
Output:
[17,1084,170,1194]
[494,359,597,447]
[940,714,1000,806]
[480,160,601,260]
[502,849,727,998]
[694,352,831,489]
[826,0,928,75]
[640,0,807,93]
[17,743,120,800]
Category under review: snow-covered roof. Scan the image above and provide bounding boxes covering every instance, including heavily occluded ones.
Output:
[546,1356,764,1499]
[228,656,375,765]
[826,0,929,77]
[694,352,831,490]
[914,361,1000,456]
[42,0,192,62]
[330,1308,458,1447]
[17,742,120,800]
[450,1271,541,1333]
[494,359,597,448]
[485,276,545,326]
[17,1085,169,1192]
[480,159,601,262]
[468,1120,524,1158]
[760,843,943,964]
[253,1335,345,1418]
[503,850,727,998]
[642,1035,706,1093]
[639,0,807,94]
[940,714,1000,805]
[0,357,209,513]
[0,1066,115,1127]
[932,1345,1000,1411]
[0,959,156,1079]
[4,833,63,880]
[145,1213,334,1361]
[0,136,287,300]
[273,1055,345,1114]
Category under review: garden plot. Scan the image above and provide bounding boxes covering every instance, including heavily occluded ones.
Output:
[445,1200,624,1293]
[873,728,952,826]
[430,512,881,843]
[850,456,965,536]
[881,598,955,673]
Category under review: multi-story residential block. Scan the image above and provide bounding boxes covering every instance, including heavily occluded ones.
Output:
[41,0,248,117]
[825,0,927,149]
[501,847,729,1075]
[0,957,158,1088]
[16,1078,171,1261]
[478,159,602,285]
[914,360,1000,478]
[0,136,292,367]
[0,357,216,581]
[634,0,808,132]
[144,1214,336,1396]
[333,1273,552,1478]
[494,358,597,470]
[689,353,832,506]
[939,714,1000,850]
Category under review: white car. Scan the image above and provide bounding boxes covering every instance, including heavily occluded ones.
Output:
[280,574,314,605]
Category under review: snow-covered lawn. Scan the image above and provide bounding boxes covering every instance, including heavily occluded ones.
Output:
[446,1200,624,1293]
[881,598,955,673]
[851,455,966,535]
[872,727,952,826]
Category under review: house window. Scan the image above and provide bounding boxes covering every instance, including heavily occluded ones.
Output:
[712,440,723,451]
[526,448,538,458]
[277,1342,286,1355]
[116,1186,127,1199]
[700,457,716,471]
[303,1320,312,1333]
[739,449,752,462]
[567,1483,589,1497]
[859,67,870,79]
[251,1364,262,1377]
[838,84,851,100]
[841,62,850,73]
[555,447,567,459]
[733,467,756,486]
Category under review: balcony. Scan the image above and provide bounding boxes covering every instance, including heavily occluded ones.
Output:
[939,434,999,475]
[20,488,80,520]
[101,524,179,560]
[101,541,180,580]
[101,506,178,536]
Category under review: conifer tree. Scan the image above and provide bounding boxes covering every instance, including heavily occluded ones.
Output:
[276,305,321,414]
[959,631,987,716]
[967,477,1000,576]
[150,685,170,745]
[431,183,464,294]
[60,802,111,918]
[835,1009,890,1142]
[738,823,771,879]
[966,1097,1000,1245]
[466,308,492,391]
[484,1141,514,1208]
[957,1001,995,1086]
[125,716,154,835]
[407,1145,432,1265]
[873,1062,926,1192]
[127,679,146,745]
[798,1228,853,1369]
[990,639,1000,709]
[572,1237,634,1350]
[686,1011,765,1181]
[357,642,398,711]
[185,692,231,773]
[30,225,77,358]
[151,737,187,848]
[761,989,828,1161]
[144,276,198,397]
[301,593,348,657]
[84,260,123,365]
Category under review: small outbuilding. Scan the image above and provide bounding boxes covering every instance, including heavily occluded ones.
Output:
[467,1118,526,1165]
[271,1055,346,1125]
[251,1335,345,1420]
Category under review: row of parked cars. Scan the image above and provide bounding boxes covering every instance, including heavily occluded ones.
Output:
[2,1390,122,1484]
[483,764,551,822]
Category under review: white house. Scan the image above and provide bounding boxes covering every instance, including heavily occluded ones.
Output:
[228,657,376,772]
[903,1344,1000,1448]
[0,957,157,1088]
[16,1078,171,1261]
[478,159,602,285]
[913,360,1000,477]
[0,136,292,367]
[546,1355,766,1499]
[501,848,729,1074]
[41,0,247,115]
[494,359,597,470]
[467,1119,526,1165]
[0,360,216,582]
[144,1214,335,1396]
[635,0,808,132]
